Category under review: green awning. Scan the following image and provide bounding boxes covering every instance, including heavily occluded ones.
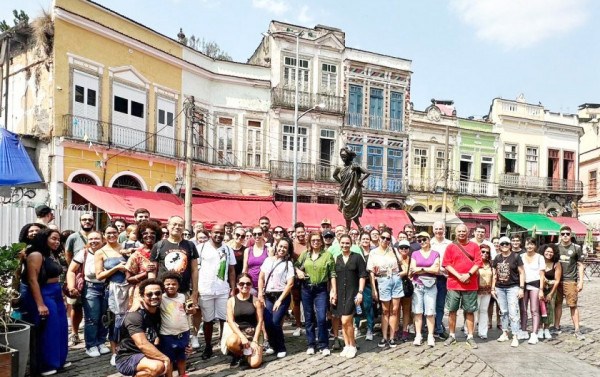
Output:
[500,212,562,236]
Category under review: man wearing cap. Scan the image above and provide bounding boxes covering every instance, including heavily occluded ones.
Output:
[320,218,332,234]
[555,225,585,340]
[35,205,54,225]
[430,221,452,339]
[442,224,482,348]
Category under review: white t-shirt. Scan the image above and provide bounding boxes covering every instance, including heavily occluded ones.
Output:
[197,241,236,296]
[160,293,189,335]
[430,237,452,276]
[260,257,294,292]
[366,248,399,275]
[520,253,545,288]
[73,249,102,283]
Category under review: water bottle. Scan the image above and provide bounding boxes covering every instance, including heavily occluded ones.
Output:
[355,295,362,315]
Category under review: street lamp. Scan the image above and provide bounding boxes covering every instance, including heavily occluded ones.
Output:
[263,29,325,226]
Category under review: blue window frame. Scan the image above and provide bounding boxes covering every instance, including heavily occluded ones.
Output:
[369,88,383,129]
[367,146,383,191]
[390,92,403,131]
[348,143,363,165]
[387,148,403,192]
[348,85,363,126]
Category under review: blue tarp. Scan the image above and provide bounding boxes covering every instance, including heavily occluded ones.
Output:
[0,128,42,186]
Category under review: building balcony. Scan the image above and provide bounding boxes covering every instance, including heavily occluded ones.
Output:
[271,87,344,114]
[270,160,407,194]
[345,112,404,132]
[408,171,498,197]
[499,173,583,195]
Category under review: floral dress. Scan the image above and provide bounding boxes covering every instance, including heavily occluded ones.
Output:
[125,247,153,308]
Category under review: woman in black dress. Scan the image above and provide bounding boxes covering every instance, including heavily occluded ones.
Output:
[330,234,367,359]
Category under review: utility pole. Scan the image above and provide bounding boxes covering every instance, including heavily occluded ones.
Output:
[184,96,195,230]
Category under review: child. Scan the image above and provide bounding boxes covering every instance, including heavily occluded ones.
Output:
[122,224,138,252]
[160,272,195,377]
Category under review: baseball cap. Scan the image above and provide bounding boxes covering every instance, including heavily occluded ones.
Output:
[499,236,511,244]
[321,218,331,225]
[323,229,335,238]
[417,231,431,239]
[35,205,52,217]
[397,240,410,248]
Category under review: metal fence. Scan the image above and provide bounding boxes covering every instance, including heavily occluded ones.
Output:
[0,205,93,246]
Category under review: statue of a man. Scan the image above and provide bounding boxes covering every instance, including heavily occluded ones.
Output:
[333,147,370,231]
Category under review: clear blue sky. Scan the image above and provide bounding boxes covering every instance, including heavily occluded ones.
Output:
[3,0,598,117]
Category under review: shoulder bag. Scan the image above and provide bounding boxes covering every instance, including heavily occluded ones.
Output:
[63,247,88,298]
[393,247,413,298]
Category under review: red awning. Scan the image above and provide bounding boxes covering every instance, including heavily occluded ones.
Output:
[456,213,498,220]
[66,182,412,229]
[65,182,184,222]
[552,216,591,237]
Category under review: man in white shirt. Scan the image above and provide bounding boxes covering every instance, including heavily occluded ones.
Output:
[196,224,236,360]
[430,221,452,339]
[471,224,496,260]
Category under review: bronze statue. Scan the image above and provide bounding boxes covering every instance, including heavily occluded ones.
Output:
[333,147,370,231]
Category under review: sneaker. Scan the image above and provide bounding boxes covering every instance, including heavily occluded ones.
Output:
[190,335,200,349]
[528,333,539,345]
[320,348,331,356]
[413,335,423,346]
[378,339,387,348]
[575,332,586,341]
[401,331,410,342]
[345,346,357,359]
[263,341,274,355]
[479,334,488,340]
[40,370,57,376]
[551,326,562,335]
[201,346,213,360]
[332,337,343,351]
[544,329,552,339]
[86,346,100,358]
[98,344,111,355]
[110,354,116,366]
[198,327,204,335]
[293,327,302,337]
[443,335,456,346]
[497,332,509,342]
[427,334,435,347]
[229,356,241,368]
[434,332,449,340]
[537,329,544,339]
[339,346,348,357]
[388,339,398,348]
[517,330,529,340]
[466,337,478,349]
[68,333,80,347]
[306,347,315,355]
[511,337,519,347]
[59,362,72,370]
[366,329,373,341]
[276,351,286,358]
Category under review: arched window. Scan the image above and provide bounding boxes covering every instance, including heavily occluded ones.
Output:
[112,175,142,190]
[480,207,493,213]
[411,205,427,212]
[386,202,401,210]
[434,206,450,213]
[70,173,98,206]
[458,206,473,213]
[156,186,173,194]
[366,201,382,209]
[72,174,96,185]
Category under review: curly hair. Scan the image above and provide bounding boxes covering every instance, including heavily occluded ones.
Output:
[139,278,164,297]
[135,220,163,242]
[539,244,560,263]
[18,223,47,244]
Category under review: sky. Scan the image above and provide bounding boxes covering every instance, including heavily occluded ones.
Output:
[3,0,599,118]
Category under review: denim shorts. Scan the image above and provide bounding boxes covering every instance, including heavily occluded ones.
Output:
[412,284,437,315]
[116,353,145,376]
[376,275,404,301]
[159,331,190,363]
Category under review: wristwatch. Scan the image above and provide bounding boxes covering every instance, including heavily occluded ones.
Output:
[358,290,363,294]
[467,272,472,277]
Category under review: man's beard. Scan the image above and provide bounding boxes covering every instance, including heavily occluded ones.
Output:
[82,224,94,232]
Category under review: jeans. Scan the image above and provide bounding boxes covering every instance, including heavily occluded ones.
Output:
[435,276,447,334]
[354,285,375,332]
[301,283,329,350]
[476,293,491,337]
[83,282,109,349]
[264,294,291,353]
[496,286,520,335]
[521,288,541,332]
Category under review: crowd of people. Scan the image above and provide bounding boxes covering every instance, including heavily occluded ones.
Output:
[14,205,587,376]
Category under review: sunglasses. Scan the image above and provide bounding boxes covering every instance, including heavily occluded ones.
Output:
[380,236,391,241]
[235,233,246,238]
[561,232,571,236]
[145,291,162,298]
[238,282,252,287]
[500,242,510,246]
[143,231,156,236]
[253,232,263,236]
[417,238,428,243]
[310,239,322,243]
[481,250,490,254]
[274,230,284,234]
[183,233,190,236]
[399,246,410,250]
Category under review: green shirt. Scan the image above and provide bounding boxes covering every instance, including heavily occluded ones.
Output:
[296,250,336,285]
[327,244,362,259]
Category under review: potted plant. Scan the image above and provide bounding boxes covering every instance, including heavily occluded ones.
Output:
[0,242,29,377]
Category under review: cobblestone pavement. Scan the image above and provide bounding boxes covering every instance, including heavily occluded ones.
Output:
[53,277,600,377]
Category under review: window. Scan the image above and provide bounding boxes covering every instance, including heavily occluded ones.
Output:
[131,101,144,118]
[87,89,96,106]
[216,123,233,165]
[369,88,384,129]
[436,150,445,170]
[413,148,428,168]
[348,85,363,126]
[247,120,262,167]
[283,56,310,91]
[367,146,383,170]
[347,144,363,165]
[387,148,403,192]
[75,85,84,103]
[282,125,308,152]
[390,92,403,131]
[114,96,128,113]
[321,63,337,93]
[526,147,538,176]
[590,170,597,197]
[504,144,517,173]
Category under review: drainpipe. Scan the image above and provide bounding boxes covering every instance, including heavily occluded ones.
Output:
[2,37,10,128]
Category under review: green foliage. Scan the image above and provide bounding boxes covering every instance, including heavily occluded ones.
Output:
[0,243,25,325]
[0,9,30,32]
[187,34,232,61]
